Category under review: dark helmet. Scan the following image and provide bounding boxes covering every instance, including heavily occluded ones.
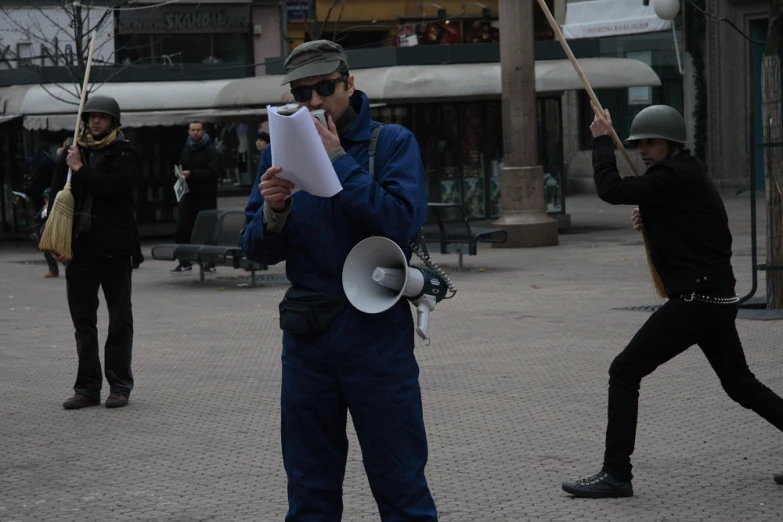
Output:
[626,105,686,144]
[81,95,121,125]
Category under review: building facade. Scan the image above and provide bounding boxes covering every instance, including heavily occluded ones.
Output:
[0,0,284,238]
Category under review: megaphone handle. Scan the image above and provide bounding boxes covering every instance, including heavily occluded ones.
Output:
[416,305,430,341]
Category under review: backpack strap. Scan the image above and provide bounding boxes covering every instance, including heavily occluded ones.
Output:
[368,124,384,179]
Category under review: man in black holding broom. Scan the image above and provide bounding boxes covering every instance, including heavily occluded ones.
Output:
[50,95,138,410]
[561,102,783,497]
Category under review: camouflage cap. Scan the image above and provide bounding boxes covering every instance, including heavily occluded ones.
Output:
[281,40,348,86]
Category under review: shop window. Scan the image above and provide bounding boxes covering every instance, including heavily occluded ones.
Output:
[212,33,250,63]
[115,33,250,65]
[320,30,390,49]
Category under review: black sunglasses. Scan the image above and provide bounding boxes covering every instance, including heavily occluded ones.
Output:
[290,76,349,102]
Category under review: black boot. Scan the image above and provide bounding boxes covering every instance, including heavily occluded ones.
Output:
[562,471,633,498]
[775,473,783,485]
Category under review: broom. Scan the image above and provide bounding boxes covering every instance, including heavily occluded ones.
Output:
[39,30,99,261]
[534,0,667,299]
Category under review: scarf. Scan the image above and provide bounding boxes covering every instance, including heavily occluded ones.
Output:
[336,106,358,137]
[188,133,211,150]
[77,126,120,150]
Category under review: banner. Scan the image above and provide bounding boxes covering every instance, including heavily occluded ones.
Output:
[563,0,672,40]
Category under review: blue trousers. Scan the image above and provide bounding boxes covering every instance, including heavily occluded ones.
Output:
[281,310,437,522]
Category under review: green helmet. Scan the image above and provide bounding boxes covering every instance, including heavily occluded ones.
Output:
[82,95,121,124]
[626,105,686,144]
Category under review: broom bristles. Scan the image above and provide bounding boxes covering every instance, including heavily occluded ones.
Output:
[39,182,75,259]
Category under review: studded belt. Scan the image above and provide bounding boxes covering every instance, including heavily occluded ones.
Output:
[680,292,740,305]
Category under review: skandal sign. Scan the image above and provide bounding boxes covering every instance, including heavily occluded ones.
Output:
[118,6,250,34]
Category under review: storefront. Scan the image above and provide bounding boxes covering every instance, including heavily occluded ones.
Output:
[215,59,660,221]
[115,3,253,68]
[370,98,563,220]
[0,81,268,238]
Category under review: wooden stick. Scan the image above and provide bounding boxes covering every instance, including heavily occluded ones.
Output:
[67,30,99,183]
[535,0,667,298]
[535,0,638,177]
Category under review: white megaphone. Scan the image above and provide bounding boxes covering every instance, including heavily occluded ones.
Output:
[342,236,453,341]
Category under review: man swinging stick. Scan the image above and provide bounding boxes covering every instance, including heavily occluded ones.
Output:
[561,102,783,498]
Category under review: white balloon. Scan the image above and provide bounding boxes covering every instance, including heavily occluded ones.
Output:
[653,0,680,20]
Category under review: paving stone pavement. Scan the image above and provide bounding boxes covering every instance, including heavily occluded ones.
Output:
[1,193,781,522]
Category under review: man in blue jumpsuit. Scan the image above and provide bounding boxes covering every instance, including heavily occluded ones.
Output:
[241,40,438,522]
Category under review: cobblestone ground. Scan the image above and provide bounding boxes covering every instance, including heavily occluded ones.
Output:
[1,193,781,522]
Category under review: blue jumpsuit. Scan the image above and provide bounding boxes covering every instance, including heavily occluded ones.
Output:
[241,91,438,522]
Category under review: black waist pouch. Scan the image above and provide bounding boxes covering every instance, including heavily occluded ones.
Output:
[279,288,347,335]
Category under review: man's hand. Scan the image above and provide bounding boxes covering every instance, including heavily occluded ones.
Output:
[66,145,83,172]
[52,252,70,263]
[259,166,295,211]
[589,101,613,138]
[182,170,191,178]
[631,208,644,233]
[313,115,341,154]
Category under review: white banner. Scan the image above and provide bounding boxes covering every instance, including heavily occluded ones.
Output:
[563,0,673,40]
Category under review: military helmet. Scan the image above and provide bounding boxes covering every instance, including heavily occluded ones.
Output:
[626,105,686,144]
[82,95,121,124]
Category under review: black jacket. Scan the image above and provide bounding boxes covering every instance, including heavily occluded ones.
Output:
[49,136,139,258]
[179,140,219,197]
[592,135,735,297]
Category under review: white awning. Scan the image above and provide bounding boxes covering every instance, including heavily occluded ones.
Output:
[213,59,662,107]
[0,79,261,130]
[0,114,19,124]
[14,79,233,116]
[22,107,269,131]
[563,0,672,40]
[1,59,661,129]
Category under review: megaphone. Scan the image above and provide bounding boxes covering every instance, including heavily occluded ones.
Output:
[342,236,453,341]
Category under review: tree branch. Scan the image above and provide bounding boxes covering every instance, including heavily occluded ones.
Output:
[320,0,342,38]
[333,0,348,40]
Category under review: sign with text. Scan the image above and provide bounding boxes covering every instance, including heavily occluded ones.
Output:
[118,5,250,34]
[286,1,310,21]
[563,0,672,39]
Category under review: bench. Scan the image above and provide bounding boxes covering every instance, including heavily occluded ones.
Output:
[421,202,508,270]
[150,209,268,286]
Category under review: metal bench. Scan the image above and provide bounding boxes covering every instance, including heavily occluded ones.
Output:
[150,209,224,267]
[150,209,267,286]
[195,210,267,286]
[421,202,508,270]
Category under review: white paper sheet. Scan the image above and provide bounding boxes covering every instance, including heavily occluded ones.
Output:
[173,164,189,203]
[267,105,343,198]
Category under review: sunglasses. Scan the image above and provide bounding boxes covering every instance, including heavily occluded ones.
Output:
[290,76,349,102]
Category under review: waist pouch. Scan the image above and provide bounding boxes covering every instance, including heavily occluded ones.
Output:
[279,289,347,335]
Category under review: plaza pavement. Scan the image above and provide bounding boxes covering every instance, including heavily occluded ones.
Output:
[1,192,781,521]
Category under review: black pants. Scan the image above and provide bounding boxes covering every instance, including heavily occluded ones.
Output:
[65,255,134,399]
[602,298,783,482]
[44,251,59,275]
[175,193,217,246]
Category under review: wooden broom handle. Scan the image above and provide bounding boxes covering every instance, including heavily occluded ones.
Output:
[66,30,99,183]
[534,0,638,177]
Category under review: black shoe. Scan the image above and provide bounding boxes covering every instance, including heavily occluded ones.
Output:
[775,473,783,485]
[562,471,633,498]
[171,263,192,273]
[63,394,100,410]
[105,393,129,408]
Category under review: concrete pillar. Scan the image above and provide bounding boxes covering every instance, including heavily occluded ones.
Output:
[492,0,559,248]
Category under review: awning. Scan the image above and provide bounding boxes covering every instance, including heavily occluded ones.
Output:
[213,59,662,107]
[0,79,261,131]
[563,0,672,40]
[23,107,269,131]
[14,79,233,115]
[0,114,19,124]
